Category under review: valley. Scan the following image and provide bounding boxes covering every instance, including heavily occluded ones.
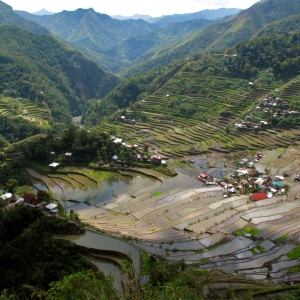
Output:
[2,0,300,298]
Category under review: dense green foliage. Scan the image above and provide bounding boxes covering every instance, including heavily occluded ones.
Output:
[0,206,91,296]
[17,8,159,53]
[257,13,300,37]
[0,115,41,143]
[21,126,134,164]
[83,62,184,124]
[124,0,300,76]
[0,0,49,35]
[103,19,214,67]
[0,25,120,126]
[0,160,31,187]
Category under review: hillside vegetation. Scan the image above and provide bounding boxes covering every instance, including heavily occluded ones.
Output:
[16,8,160,53]
[83,31,300,157]
[0,0,49,34]
[124,0,300,76]
[0,25,120,126]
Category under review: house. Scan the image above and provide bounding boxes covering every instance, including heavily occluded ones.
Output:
[49,162,59,169]
[45,203,58,214]
[0,193,12,200]
[272,181,284,189]
[23,194,43,208]
[65,152,72,158]
[250,192,268,201]
[113,138,122,144]
[151,154,165,164]
[197,173,208,181]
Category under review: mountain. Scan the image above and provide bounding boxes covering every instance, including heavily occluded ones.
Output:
[111,8,241,24]
[154,8,242,24]
[256,12,300,37]
[103,18,214,65]
[0,0,49,34]
[0,25,120,125]
[111,14,162,23]
[124,0,300,76]
[33,8,54,16]
[16,8,160,53]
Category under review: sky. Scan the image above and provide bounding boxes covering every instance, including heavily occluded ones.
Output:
[4,0,261,17]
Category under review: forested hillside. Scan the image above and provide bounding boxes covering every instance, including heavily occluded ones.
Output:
[16,8,160,52]
[124,0,300,76]
[0,25,120,126]
[256,13,300,36]
[82,30,300,157]
[0,0,49,34]
[103,18,214,66]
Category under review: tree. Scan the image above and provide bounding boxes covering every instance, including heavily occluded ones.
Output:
[33,271,117,300]
[5,179,18,193]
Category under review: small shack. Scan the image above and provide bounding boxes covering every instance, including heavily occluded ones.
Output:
[250,192,268,201]
[49,162,60,169]
[151,154,165,164]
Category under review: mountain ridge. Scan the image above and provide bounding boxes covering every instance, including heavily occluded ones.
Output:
[0,0,49,35]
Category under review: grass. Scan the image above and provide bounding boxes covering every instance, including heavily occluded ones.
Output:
[276,233,289,242]
[256,245,266,253]
[250,248,258,255]
[81,168,116,182]
[244,227,261,235]
[153,191,163,197]
[287,245,300,259]
[289,267,300,274]
[207,240,227,251]
[194,249,205,254]
[234,229,245,236]
[141,253,150,275]
[109,211,115,215]
[151,228,157,233]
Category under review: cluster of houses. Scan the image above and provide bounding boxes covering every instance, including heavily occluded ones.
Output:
[235,95,299,130]
[108,135,167,167]
[0,192,59,214]
[197,152,288,200]
[49,152,74,169]
[258,96,299,117]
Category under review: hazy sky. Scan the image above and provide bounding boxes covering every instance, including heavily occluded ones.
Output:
[4,0,261,17]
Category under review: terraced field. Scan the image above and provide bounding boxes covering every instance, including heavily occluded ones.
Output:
[0,96,51,125]
[82,184,300,283]
[100,74,300,157]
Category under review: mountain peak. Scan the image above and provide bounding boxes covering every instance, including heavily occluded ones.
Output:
[33,8,54,16]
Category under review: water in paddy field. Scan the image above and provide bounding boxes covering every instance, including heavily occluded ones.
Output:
[54,230,142,274]
[31,178,48,191]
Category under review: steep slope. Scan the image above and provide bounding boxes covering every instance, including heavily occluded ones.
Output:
[84,32,300,156]
[0,25,120,125]
[16,8,160,52]
[104,18,214,65]
[256,12,300,37]
[155,8,242,24]
[0,0,49,34]
[124,0,300,76]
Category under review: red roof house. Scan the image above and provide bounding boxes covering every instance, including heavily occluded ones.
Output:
[151,154,165,164]
[23,194,43,208]
[250,192,268,201]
